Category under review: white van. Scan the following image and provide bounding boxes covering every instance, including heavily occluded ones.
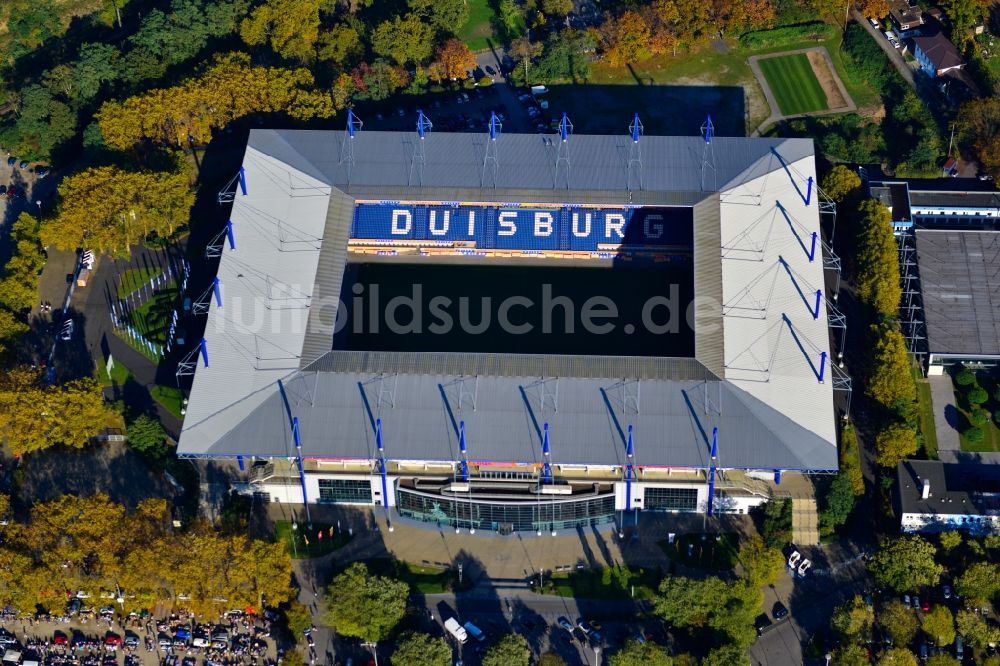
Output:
[444,618,468,644]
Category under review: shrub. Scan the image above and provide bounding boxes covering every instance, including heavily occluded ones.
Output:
[955,368,977,386]
[739,21,835,49]
[477,77,493,87]
[970,408,990,426]
[965,427,985,443]
[968,386,989,405]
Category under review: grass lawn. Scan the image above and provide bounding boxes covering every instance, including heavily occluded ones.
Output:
[123,281,180,346]
[151,384,185,419]
[914,376,939,459]
[117,267,164,299]
[659,532,739,571]
[758,53,829,115]
[275,520,352,559]
[458,0,497,51]
[959,418,1000,452]
[97,357,132,387]
[360,558,458,593]
[544,565,659,600]
[550,34,873,135]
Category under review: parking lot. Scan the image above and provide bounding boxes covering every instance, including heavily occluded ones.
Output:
[0,607,280,666]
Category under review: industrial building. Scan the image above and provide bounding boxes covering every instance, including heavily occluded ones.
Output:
[176,117,846,540]
[896,460,1000,534]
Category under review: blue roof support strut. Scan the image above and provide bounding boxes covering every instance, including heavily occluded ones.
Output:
[376,418,389,504]
[238,166,247,196]
[625,424,634,511]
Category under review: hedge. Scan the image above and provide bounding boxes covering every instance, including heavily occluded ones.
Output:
[739,21,836,49]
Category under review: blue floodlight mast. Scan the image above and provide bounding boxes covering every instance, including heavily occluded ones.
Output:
[541,422,552,483]
[707,427,718,516]
[417,109,432,139]
[459,420,469,482]
[489,112,500,141]
[630,113,642,143]
[560,112,569,142]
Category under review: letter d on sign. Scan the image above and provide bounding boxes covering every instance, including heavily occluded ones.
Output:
[391,210,412,235]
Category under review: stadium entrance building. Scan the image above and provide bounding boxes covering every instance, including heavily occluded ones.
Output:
[177,123,843,534]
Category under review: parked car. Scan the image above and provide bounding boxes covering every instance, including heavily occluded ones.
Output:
[868,17,880,28]
[18,160,28,170]
[755,614,773,636]
[921,598,930,612]
[60,319,74,341]
[773,602,789,621]
[557,617,574,633]
[912,596,921,610]
[6,157,15,167]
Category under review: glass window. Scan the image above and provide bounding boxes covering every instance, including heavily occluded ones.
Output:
[644,487,698,512]
[318,479,372,504]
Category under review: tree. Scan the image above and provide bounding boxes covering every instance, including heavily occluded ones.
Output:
[497,0,526,39]
[955,368,977,386]
[602,11,652,67]
[433,39,477,81]
[322,562,408,643]
[855,198,902,317]
[0,367,123,455]
[0,214,46,313]
[508,37,542,84]
[857,0,891,21]
[938,531,962,552]
[922,605,956,646]
[655,576,758,648]
[955,562,1000,606]
[5,84,77,160]
[97,53,335,150]
[924,656,960,666]
[482,633,530,666]
[126,414,168,465]
[531,29,594,84]
[409,0,469,32]
[239,0,321,62]
[371,14,434,66]
[880,600,919,646]
[956,609,1000,647]
[608,639,674,666]
[74,42,121,101]
[939,0,991,39]
[702,643,749,666]
[822,165,862,203]
[874,422,918,469]
[967,386,988,404]
[876,649,918,666]
[761,498,792,549]
[840,424,864,496]
[391,631,451,666]
[866,323,917,412]
[538,654,568,666]
[0,310,28,359]
[958,97,1000,180]
[42,163,194,257]
[869,536,942,592]
[820,472,857,534]
[542,0,574,18]
[284,602,313,641]
[831,644,869,666]
[738,535,784,587]
[831,595,874,640]
[317,24,363,68]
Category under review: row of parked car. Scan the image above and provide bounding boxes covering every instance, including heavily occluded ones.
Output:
[4,156,48,178]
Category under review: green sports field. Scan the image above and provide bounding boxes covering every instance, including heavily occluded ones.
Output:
[758,54,829,116]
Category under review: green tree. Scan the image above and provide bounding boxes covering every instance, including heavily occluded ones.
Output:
[939,0,991,40]
[866,323,917,412]
[371,14,434,66]
[5,84,77,160]
[820,472,857,534]
[955,368,977,385]
[655,576,758,648]
[880,600,919,646]
[317,24,363,68]
[831,595,874,640]
[542,0,574,18]
[497,0,526,39]
[967,386,988,404]
[284,602,313,642]
[855,198,902,318]
[956,609,1000,647]
[608,639,674,666]
[875,422,918,469]
[938,531,962,552]
[73,42,121,101]
[840,424,864,496]
[821,165,862,203]
[0,310,29,359]
[702,643,749,666]
[869,536,942,592]
[924,656,960,666]
[538,653,568,666]
[955,562,1000,606]
[322,562,408,643]
[392,631,451,666]
[126,414,169,466]
[408,0,469,32]
[482,633,530,666]
[876,649,918,666]
[761,498,792,549]
[532,29,594,83]
[831,644,869,666]
[738,535,784,587]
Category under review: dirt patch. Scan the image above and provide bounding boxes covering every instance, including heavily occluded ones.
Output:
[806,51,848,109]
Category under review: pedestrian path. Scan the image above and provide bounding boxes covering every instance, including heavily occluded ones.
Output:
[929,375,962,462]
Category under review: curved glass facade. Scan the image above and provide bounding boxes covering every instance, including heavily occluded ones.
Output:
[396,487,616,532]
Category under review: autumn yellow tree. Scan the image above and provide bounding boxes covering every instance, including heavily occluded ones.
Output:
[240,0,322,62]
[42,163,195,257]
[822,165,862,204]
[866,322,917,411]
[0,213,46,314]
[959,97,1000,181]
[856,0,890,20]
[0,367,123,455]
[855,198,902,318]
[602,11,652,67]
[434,39,477,81]
[97,53,335,150]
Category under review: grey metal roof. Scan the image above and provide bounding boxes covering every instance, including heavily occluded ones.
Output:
[178,129,837,472]
[915,229,1000,356]
[909,190,1000,210]
[194,369,836,471]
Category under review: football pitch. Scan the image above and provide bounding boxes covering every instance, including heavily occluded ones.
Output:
[757,54,829,116]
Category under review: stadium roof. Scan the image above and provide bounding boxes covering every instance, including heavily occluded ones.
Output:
[914,229,1000,358]
[178,129,838,472]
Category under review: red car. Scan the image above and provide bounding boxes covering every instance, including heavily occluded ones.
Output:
[53,634,68,646]
[104,634,121,646]
[921,598,931,612]
[6,186,18,200]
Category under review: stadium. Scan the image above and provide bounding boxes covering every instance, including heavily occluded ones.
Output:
[177,116,845,539]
